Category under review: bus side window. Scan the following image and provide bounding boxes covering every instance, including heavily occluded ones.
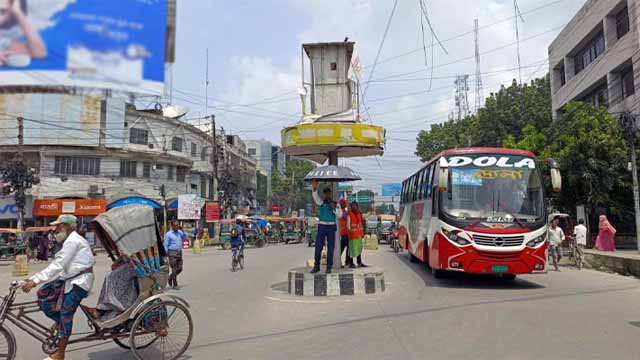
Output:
[432,162,439,215]
[424,165,433,199]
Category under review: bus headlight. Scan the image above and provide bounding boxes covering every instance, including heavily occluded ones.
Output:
[442,228,471,246]
[526,234,546,247]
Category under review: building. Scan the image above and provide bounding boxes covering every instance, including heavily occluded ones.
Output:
[0,92,257,225]
[549,0,639,118]
[246,139,286,209]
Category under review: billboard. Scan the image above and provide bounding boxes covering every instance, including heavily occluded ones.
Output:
[0,0,167,95]
[177,194,205,220]
[381,183,401,197]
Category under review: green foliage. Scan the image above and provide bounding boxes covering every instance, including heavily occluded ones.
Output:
[271,158,314,215]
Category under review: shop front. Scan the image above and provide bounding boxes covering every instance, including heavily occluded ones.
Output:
[0,195,33,228]
[33,199,107,226]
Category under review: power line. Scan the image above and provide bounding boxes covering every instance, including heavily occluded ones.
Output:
[362,0,399,99]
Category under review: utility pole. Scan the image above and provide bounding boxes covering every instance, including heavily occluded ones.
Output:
[211,115,218,200]
[623,112,640,252]
[160,184,167,234]
[474,18,483,114]
[16,117,25,230]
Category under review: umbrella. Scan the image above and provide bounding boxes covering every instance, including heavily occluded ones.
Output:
[304,165,362,182]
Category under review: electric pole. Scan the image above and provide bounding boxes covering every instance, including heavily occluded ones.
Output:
[623,112,640,252]
[474,18,483,114]
[211,115,218,201]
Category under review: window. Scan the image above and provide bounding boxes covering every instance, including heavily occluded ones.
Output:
[191,142,197,157]
[582,83,609,108]
[142,162,151,178]
[616,6,630,39]
[120,160,137,178]
[201,148,208,161]
[248,148,256,156]
[156,164,164,170]
[422,165,433,199]
[330,62,337,71]
[167,165,174,180]
[54,157,100,175]
[171,137,183,152]
[621,66,635,99]
[574,32,605,74]
[129,128,148,145]
[556,64,566,87]
[200,176,207,198]
[177,167,187,182]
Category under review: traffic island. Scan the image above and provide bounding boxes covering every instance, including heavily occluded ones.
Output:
[287,266,385,297]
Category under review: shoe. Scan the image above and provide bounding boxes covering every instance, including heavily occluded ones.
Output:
[358,263,368,268]
[310,268,320,274]
[349,264,356,269]
[326,268,332,274]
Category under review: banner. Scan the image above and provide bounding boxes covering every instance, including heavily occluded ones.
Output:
[205,202,220,223]
[0,0,168,95]
[177,194,204,220]
[33,198,106,217]
[381,183,401,197]
[271,205,280,217]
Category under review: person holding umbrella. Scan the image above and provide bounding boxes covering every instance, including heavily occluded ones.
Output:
[310,180,343,274]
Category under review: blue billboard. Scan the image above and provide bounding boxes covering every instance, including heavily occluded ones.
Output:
[1,0,167,95]
[381,183,401,197]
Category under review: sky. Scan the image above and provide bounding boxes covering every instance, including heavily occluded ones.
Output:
[171,0,586,194]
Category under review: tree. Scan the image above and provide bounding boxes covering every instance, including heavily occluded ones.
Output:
[271,159,314,216]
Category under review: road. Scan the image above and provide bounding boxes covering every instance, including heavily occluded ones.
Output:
[3,243,640,360]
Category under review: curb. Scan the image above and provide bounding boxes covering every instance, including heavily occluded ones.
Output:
[287,268,385,296]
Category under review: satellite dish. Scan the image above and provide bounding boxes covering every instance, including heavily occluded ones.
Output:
[163,105,190,119]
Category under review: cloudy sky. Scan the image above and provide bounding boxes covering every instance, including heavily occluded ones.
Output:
[171,0,585,193]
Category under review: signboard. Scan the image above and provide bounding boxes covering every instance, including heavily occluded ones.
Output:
[272,205,280,217]
[338,182,353,192]
[205,202,220,223]
[299,209,305,218]
[107,197,161,210]
[0,196,33,220]
[291,211,298,218]
[177,194,204,220]
[0,0,168,95]
[33,199,106,217]
[381,183,401,197]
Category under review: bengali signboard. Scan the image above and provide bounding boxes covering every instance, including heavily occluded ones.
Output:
[381,183,402,197]
[0,0,168,95]
[177,194,204,220]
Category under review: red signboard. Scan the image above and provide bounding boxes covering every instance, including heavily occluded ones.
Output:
[205,202,220,223]
[272,205,280,217]
[33,199,107,217]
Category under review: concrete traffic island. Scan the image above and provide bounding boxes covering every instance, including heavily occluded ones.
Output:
[287,266,385,297]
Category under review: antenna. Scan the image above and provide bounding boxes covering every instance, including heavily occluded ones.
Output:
[513,0,525,84]
[454,75,470,121]
[474,18,483,114]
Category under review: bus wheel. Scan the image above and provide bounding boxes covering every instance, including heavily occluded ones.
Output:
[431,267,444,279]
[502,274,516,281]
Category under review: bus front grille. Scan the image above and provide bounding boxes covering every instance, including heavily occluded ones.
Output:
[473,234,524,247]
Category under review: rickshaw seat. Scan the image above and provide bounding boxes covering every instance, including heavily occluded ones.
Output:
[87,268,169,330]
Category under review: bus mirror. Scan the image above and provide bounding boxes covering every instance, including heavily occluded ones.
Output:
[439,167,449,192]
[550,168,562,193]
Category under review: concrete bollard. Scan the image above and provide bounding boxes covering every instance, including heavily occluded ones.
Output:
[13,255,28,277]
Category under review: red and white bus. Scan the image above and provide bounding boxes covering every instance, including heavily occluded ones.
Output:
[399,147,561,279]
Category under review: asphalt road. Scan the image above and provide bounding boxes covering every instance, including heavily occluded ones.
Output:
[3,243,640,360]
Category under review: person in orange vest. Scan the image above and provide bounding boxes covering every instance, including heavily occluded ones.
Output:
[338,199,353,268]
[347,201,368,268]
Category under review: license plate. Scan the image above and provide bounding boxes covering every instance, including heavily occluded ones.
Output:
[492,265,508,273]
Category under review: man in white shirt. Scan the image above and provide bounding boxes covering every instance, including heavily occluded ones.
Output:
[573,219,588,257]
[548,217,565,271]
[21,214,95,360]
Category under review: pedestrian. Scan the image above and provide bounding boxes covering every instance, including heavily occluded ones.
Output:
[310,180,342,274]
[573,219,588,258]
[27,235,38,261]
[347,201,368,268]
[338,199,352,268]
[37,230,52,262]
[594,215,616,251]
[20,214,95,360]
[164,220,184,289]
[548,217,565,271]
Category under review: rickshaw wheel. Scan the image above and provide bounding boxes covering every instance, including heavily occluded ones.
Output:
[0,326,17,359]
[130,301,193,360]
[222,242,231,250]
[41,339,57,356]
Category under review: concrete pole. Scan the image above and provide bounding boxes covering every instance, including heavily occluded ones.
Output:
[630,128,640,253]
[328,151,342,268]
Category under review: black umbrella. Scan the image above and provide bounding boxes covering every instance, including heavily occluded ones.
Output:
[304,165,362,182]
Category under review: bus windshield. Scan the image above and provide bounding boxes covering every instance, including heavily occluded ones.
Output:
[441,154,544,223]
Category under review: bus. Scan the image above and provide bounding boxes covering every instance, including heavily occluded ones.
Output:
[399,147,561,279]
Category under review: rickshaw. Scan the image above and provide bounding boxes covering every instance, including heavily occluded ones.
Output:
[218,219,236,250]
[377,215,397,244]
[0,228,26,259]
[306,217,318,247]
[0,204,193,359]
[548,212,582,268]
[266,217,284,244]
[244,220,265,248]
[283,218,303,244]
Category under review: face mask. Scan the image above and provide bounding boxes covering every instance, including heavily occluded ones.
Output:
[55,231,67,243]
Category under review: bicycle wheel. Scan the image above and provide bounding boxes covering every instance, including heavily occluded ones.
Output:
[0,326,17,360]
[239,255,244,270]
[231,256,237,272]
[130,301,193,360]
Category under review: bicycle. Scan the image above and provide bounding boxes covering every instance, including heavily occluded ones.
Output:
[231,245,244,272]
[568,238,584,270]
